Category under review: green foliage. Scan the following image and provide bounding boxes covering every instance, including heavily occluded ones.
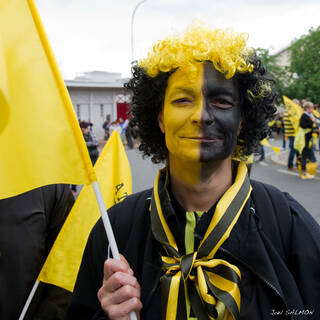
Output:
[287,26,320,103]
[256,47,286,100]
[255,26,320,104]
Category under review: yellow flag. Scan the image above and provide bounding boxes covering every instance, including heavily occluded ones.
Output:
[38,131,132,292]
[261,138,280,154]
[283,96,303,133]
[0,0,96,199]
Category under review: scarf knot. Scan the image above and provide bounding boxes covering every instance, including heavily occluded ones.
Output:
[162,253,242,319]
[162,252,198,280]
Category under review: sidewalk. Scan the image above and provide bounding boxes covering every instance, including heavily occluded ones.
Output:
[270,148,320,167]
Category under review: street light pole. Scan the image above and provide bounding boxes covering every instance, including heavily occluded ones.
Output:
[131,0,147,62]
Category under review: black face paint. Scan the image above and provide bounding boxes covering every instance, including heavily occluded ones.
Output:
[199,63,242,162]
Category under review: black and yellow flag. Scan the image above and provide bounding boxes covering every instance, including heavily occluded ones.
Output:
[283,96,302,134]
[38,131,132,292]
[150,162,251,320]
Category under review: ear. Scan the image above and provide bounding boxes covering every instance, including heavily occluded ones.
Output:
[237,117,243,136]
[158,111,165,133]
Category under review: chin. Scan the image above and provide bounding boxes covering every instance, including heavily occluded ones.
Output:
[200,147,232,162]
[200,154,230,163]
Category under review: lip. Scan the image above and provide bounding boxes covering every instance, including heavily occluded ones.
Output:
[182,136,221,142]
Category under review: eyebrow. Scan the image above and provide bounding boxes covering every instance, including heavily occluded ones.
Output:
[168,87,197,99]
[204,86,238,100]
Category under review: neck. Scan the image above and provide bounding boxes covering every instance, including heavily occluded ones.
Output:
[169,156,233,212]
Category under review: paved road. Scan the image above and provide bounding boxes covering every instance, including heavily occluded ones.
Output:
[126,148,161,192]
[251,158,320,223]
[126,143,320,224]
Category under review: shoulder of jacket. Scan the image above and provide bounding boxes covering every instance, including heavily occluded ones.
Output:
[250,179,283,197]
[250,179,291,219]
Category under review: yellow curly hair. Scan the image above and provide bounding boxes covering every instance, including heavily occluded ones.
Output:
[139,23,254,79]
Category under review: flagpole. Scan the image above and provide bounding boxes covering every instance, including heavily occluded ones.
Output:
[18,280,40,320]
[92,181,137,320]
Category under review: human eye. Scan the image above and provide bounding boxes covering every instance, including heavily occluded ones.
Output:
[210,97,234,109]
[172,97,193,105]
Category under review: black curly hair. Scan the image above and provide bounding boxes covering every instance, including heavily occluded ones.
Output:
[125,52,277,164]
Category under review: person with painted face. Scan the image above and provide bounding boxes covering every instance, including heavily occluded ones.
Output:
[68,25,320,320]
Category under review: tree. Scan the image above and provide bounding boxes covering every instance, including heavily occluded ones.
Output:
[256,27,320,104]
[256,48,287,103]
[286,26,320,103]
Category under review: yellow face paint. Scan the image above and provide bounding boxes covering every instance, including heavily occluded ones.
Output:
[159,63,203,185]
[159,62,203,163]
[159,62,242,185]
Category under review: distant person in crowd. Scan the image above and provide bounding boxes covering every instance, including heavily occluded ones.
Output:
[109,120,122,136]
[276,114,286,149]
[301,98,307,106]
[267,119,275,140]
[313,104,320,151]
[80,121,99,165]
[258,143,265,161]
[123,118,134,149]
[0,184,74,319]
[283,98,300,171]
[118,117,126,143]
[68,24,320,320]
[274,114,283,136]
[297,101,317,178]
[102,117,111,141]
[294,99,301,106]
[72,120,98,194]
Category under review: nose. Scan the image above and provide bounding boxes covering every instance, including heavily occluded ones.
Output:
[201,106,214,126]
[191,101,214,126]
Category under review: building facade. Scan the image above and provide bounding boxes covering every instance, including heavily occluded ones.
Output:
[66,71,130,140]
[275,46,291,68]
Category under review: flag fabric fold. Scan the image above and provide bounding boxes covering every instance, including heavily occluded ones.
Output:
[0,0,95,200]
[283,96,302,134]
[38,131,132,292]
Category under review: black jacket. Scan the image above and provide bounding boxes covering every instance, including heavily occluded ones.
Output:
[0,184,74,320]
[68,180,320,319]
[300,113,314,149]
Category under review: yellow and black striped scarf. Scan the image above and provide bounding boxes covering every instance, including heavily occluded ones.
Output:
[150,162,252,320]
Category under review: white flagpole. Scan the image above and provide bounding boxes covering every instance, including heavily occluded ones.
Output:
[18,280,40,320]
[92,181,137,320]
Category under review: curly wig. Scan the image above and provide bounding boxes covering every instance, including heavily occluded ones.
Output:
[125,24,277,163]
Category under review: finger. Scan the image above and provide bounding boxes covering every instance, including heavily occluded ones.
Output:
[120,254,134,275]
[104,297,142,320]
[103,258,133,280]
[103,271,138,293]
[101,282,141,306]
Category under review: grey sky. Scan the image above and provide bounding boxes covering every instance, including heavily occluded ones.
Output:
[34,0,320,79]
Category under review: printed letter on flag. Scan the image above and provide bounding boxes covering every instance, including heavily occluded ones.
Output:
[38,131,132,292]
[0,0,95,199]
